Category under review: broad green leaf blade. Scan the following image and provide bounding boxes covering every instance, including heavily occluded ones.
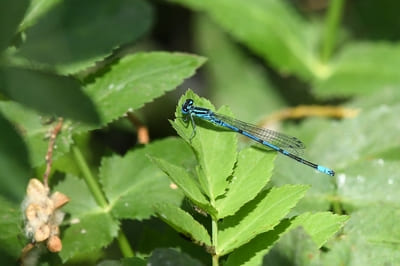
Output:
[100,138,187,220]
[217,185,309,255]
[85,52,206,128]
[17,0,154,74]
[321,205,400,266]
[0,101,74,167]
[155,203,211,247]
[216,147,276,219]
[0,67,100,124]
[224,221,289,266]
[0,113,30,202]
[149,156,210,211]
[225,212,347,266]
[273,90,400,213]
[0,196,24,261]
[194,16,284,122]
[336,160,400,211]
[55,176,119,262]
[148,248,203,266]
[0,0,29,53]
[172,0,319,80]
[350,87,400,110]
[263,227,322,266]
[314,42,400,97]
[308,103,400,209]
[61,212,119,263]
[172,90,237,199]
[289,212,348,248]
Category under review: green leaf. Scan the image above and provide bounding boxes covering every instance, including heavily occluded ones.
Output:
[224,219,290,266]
[85,52,206,128]
[19,0,62,31]
[337,160,400,210]
[55,176,119,262]
[0,101,75,168]
[61,212,119,263]
[310,104,400,209]
[100,138,187,220]
[0,67,100,124]
[194,16,284,122]
[172,90,237,200]
[215,147,276,219]
[16,0,154,74]
[98,260,123,266]
[225,212,347,266]
[121,257,147,266]
[0,52,204,168]
[314,42,400,97]
[0,113,30,202]
[172,0,319,80]
[263,227,322,266]
[0,196,24,260]
[217,185,309,255]
[149,156,211,213]
[321,205,400,266]
[289,212,348,247]
[154,203,211,247]
[272,89,400,212]
[148,248,203,266]
[0,0,29,53]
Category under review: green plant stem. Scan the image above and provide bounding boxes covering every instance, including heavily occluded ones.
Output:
[212,219,219,266]
[72,145,135,257]
[72,145,108,208]
[321,0,345,62]
[117,230,135,257]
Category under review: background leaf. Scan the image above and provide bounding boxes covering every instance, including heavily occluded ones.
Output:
[0,0,29,53]
[16,0,153,74]
[320,205,400,266]
[172,0,319,80]
[194,15,284,122]
[0,196,24,263]
[56,176,119,262]
[99,138,187,220]
[0,101,74,168]
[0,67,100,124]
[85,52,206,129]
[148,248,203,266]
[19,0,62,31]
[314,42,400,97]
[0,113,30,201]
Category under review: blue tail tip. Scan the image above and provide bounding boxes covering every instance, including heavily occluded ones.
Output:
[317,165,335,176]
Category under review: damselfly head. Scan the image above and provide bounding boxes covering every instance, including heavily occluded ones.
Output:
[182,99,194,114]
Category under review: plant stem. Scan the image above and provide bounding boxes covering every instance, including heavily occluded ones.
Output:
[117,230,135,257]
[212,219,219,266]
[321,0,345,62]
[72,145,135,257]
[72,145,108,208]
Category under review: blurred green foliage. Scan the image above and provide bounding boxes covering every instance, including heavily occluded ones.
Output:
[0,0,399,265]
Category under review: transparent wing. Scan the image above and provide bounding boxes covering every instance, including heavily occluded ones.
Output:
[213,113,305,156]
